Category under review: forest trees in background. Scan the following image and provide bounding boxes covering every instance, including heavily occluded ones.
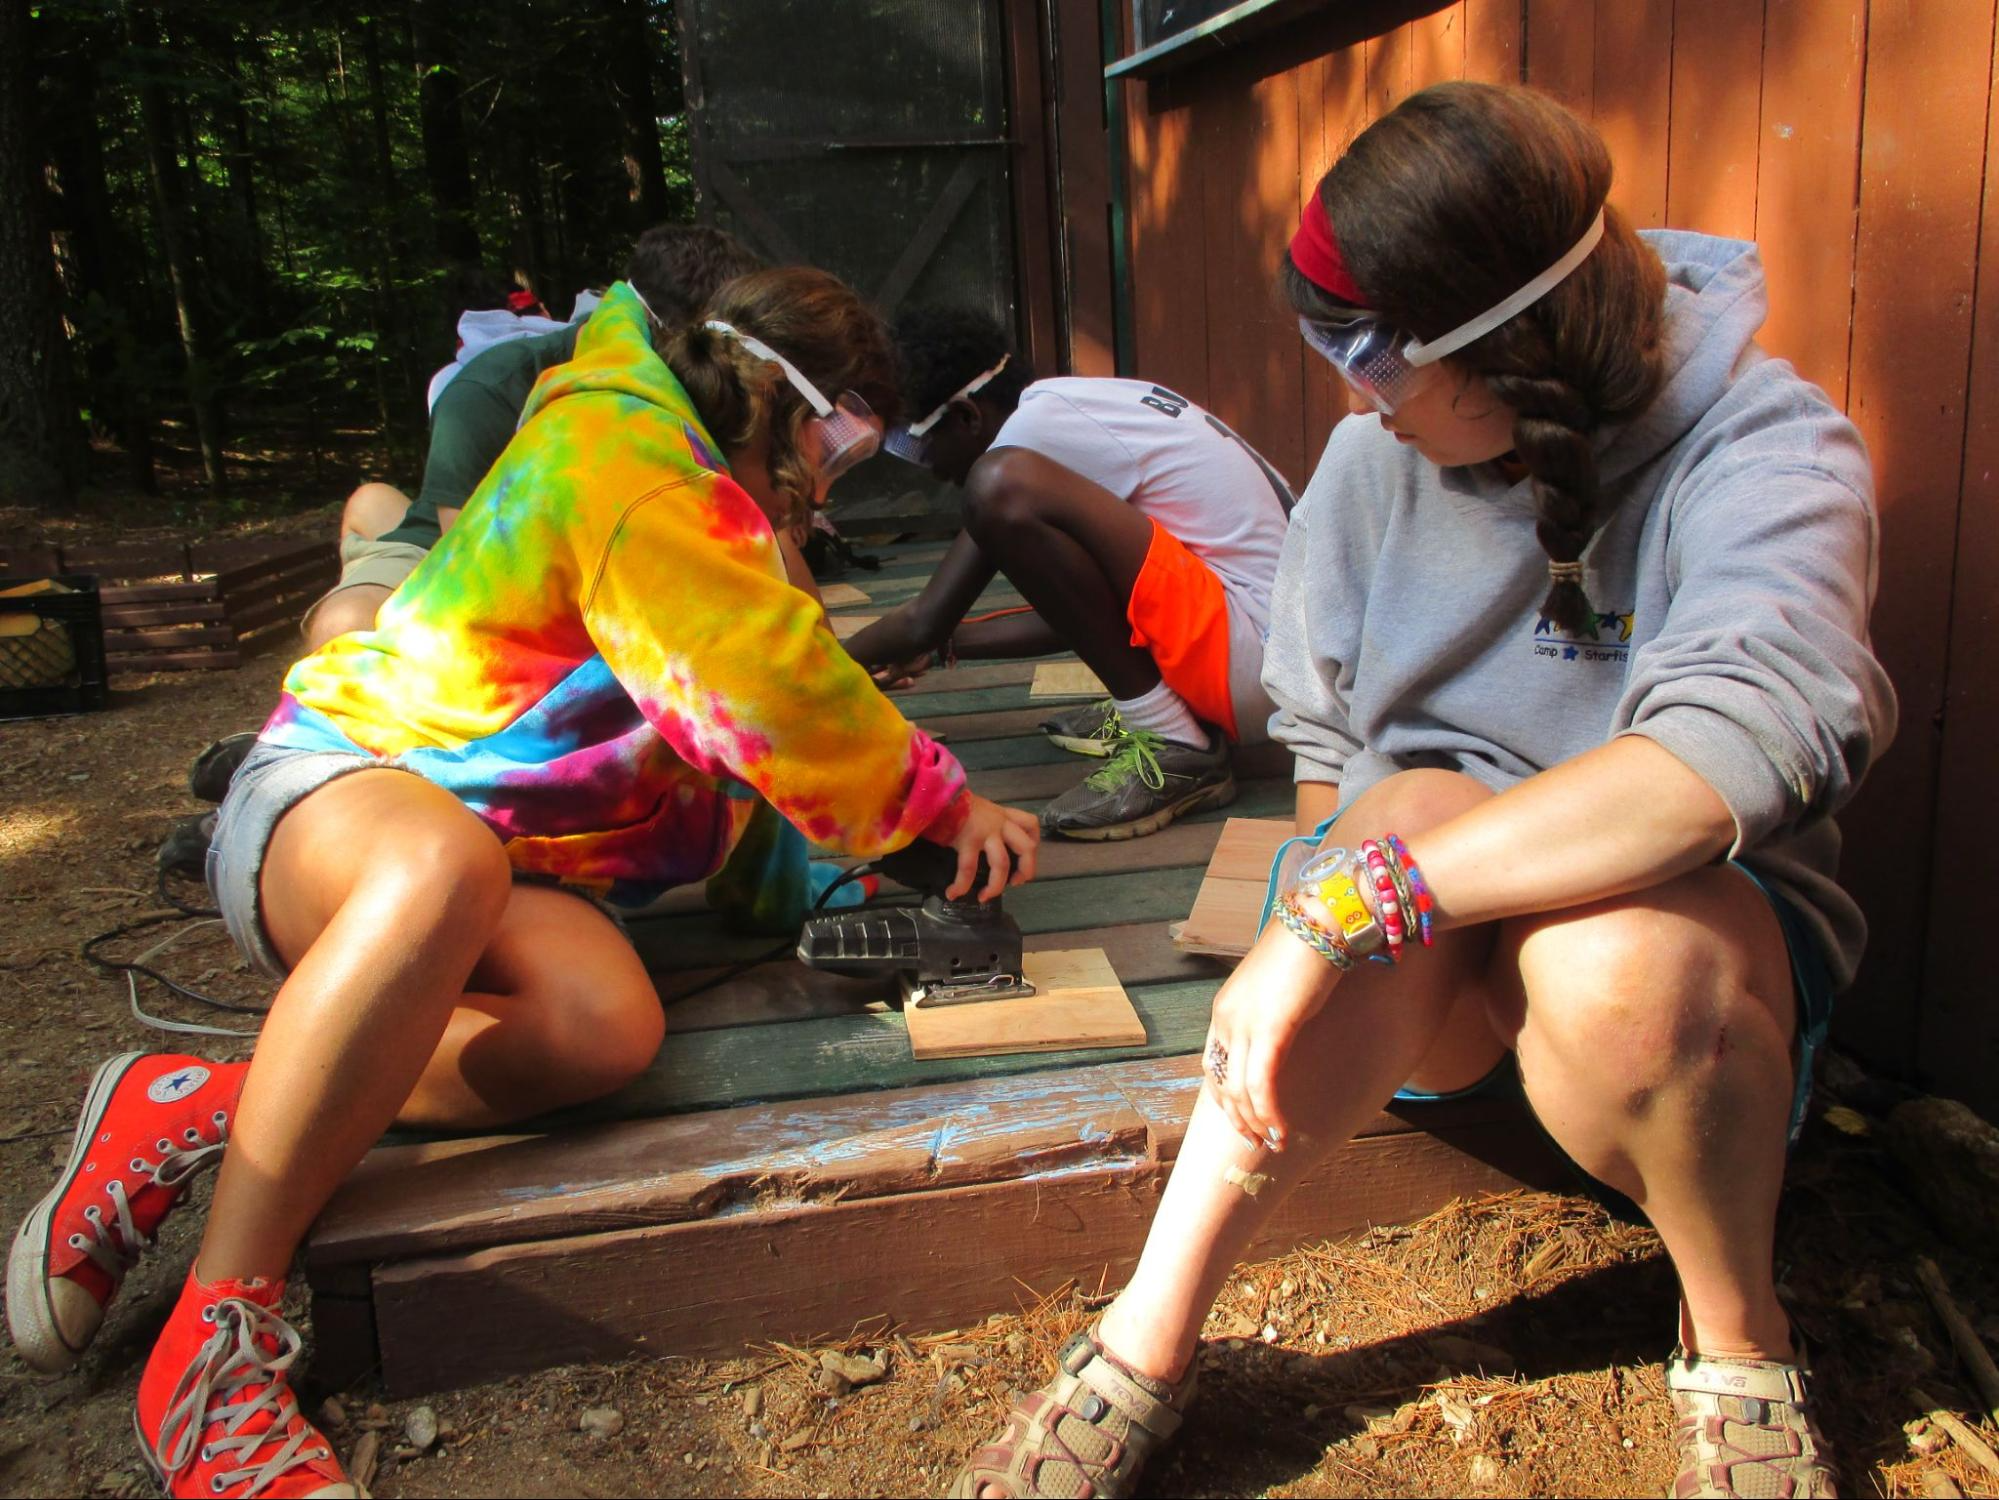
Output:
[3,0,696,509]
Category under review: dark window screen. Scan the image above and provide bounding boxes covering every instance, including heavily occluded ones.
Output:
[678,0,1020,520]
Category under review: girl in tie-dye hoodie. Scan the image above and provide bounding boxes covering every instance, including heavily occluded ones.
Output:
[5,267,1038,1498]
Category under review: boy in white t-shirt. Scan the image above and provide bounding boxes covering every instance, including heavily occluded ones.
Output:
[845,308,1294,840]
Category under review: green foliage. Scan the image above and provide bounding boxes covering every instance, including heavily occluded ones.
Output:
[27,0,696,496]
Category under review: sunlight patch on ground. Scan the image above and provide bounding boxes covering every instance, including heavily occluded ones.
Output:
[0,805,80,864]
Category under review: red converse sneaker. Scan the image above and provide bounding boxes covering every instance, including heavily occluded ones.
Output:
[8,1053,245,1372]
[138,1270,356,1498]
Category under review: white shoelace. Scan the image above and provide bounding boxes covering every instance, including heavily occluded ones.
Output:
[154,1297,330,1497]
[69,1115,229,1280]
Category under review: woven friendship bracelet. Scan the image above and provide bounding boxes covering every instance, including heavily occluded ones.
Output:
[1276,894,1355,971]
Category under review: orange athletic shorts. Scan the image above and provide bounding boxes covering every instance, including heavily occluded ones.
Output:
[1125,517,1239,740]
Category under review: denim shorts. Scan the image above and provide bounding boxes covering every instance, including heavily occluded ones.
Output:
[207,740,626,981]
[1260,813,1837,1145]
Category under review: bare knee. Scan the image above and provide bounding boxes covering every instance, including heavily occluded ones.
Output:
[549,981,665,1093]
[961,458,1043,547]
[1336,768,1495,839]
[302,585,391,652]
[380,822,514,939]
[1509,902,1754,1108]
[342,482,410,543]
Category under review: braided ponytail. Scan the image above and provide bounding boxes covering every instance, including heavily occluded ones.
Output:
[1282,82,1666,636]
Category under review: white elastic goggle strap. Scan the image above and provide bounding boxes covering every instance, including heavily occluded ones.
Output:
[704,319,835,417]
[1403,208,1607,368]
[905,354,1011,439]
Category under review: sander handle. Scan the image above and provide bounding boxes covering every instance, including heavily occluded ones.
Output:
[875,840,996,901]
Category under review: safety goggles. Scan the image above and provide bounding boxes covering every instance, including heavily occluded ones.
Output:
[884,355,1011,466]
[704,320,883,488]
[1298,208,1606,415]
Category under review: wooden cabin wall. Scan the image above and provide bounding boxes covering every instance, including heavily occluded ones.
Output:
[1102,0,1999,1113]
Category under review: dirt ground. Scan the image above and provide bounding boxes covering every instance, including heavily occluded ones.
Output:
[2,501,1997,1498]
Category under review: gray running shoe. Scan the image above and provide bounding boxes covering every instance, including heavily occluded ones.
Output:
[1040,728,1234,840]
[1040,699,1123,757]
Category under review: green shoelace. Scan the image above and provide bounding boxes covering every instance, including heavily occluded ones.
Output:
[1086,728,1168,792]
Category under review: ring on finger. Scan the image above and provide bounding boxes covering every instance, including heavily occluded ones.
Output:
[1206,1039,1228,1086]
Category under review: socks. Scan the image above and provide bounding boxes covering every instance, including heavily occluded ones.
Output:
[1112,680,1205,749]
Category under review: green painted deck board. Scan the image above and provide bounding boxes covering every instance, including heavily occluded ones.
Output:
[554,974,1222,1125]
[630,864,1209,972]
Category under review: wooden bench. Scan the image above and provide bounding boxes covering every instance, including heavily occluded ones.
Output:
[0,537,338,676]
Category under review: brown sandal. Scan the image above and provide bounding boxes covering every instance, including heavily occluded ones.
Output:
[949,1327,1196,1499]
[1667,1306,1839,1498]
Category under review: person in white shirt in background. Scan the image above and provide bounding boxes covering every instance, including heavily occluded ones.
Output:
[846,307,1294,841]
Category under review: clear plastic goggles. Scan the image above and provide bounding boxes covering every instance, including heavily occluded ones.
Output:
[704,320,883,487]
[884,354,1011,467]
[1298,208,1606,415]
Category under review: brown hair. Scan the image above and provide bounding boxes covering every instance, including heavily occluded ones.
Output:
[1281,81,1667,635]
[624,224,766,331]
[665,266,902,525]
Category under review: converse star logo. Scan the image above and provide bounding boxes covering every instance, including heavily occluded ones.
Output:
[146,1066,210,1104]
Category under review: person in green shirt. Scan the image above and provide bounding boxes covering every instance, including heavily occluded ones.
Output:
[298,224,765,651]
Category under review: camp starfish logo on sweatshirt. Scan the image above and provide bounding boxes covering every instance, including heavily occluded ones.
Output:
[1531,609,1635,664]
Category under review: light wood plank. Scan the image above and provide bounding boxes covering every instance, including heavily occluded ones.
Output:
[818,581,872,607]
[828,612,878,640]
[1028,660,1108,700]
[905,947,1146,1060]
[1175,816,1294,957]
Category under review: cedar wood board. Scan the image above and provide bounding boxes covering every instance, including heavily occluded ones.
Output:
[903,946,1145,1060]
[1175,817,1293,958]
[1028,660,1109,699]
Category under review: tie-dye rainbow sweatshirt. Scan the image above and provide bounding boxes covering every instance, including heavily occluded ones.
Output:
[263,282,965,905]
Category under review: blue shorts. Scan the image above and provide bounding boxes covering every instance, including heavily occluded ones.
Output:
[1260,814,1836,1145]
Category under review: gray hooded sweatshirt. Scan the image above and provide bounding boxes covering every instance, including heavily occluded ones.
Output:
[1262,230,1897,986]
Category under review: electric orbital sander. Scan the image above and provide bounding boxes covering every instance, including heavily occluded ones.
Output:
[796,840,1035,1008]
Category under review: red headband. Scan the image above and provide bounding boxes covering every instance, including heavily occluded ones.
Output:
[1289,197,1366,307]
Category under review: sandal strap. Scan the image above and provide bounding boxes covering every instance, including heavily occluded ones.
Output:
[1059,1332,1188,1442]
[1666,1351,1808,1405]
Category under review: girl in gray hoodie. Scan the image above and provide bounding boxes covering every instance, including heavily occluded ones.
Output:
[953,83,1893,1500]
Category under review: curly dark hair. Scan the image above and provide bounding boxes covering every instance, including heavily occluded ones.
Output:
[625,224,766,333]
[1280,82,1667,637]
[891,306,1032,422]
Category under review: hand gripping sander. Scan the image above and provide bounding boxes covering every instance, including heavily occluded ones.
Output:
[796,840,1036,1009]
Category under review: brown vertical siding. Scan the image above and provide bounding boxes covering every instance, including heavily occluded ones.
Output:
[1929,9,1999,1112]
[1093,0,1999,1109]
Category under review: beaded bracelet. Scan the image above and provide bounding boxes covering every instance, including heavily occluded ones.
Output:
[1276,892,1355,971]
[1357,840,1407,962]
[1383,833,1435,948]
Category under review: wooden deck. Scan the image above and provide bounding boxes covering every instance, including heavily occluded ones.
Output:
[304,540,1562,1394]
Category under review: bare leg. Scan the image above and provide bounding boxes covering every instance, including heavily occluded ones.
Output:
[960,452,1160,700]
[301,583,394,652]
[340,481,411,544]
[1094,770,1802,1385]
[1097,771,1504,1382]
[1496,869,1797,1360]
[197,769,663,1281]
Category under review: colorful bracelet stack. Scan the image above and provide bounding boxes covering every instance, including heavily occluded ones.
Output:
[1358,839,1407,962]
[1274,830,1436,971]
[1384,833,1435,948]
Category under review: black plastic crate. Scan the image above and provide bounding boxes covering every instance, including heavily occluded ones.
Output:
[0,573,110,721]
